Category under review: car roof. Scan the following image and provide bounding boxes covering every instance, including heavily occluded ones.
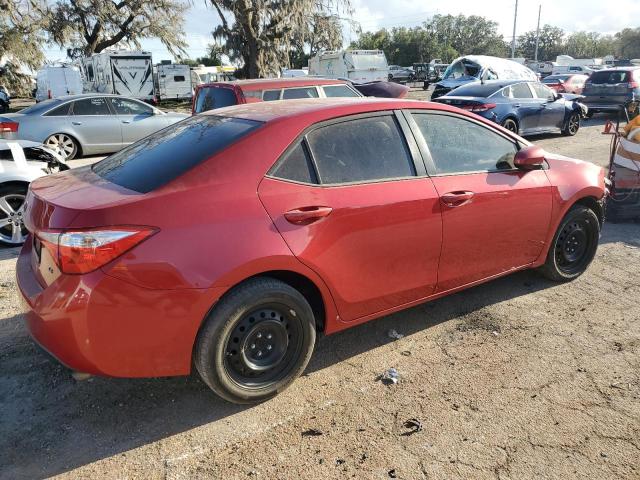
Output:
[37,93,144,102]
[199,77,348,92]
[210,97,446,123]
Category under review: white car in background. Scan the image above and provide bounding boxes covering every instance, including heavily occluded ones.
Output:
[0,140,68,245]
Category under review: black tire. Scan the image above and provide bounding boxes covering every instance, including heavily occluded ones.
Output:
[538,205,600,282]
[194,277,316,404]
[0,101,8,113]
[562,112,580,136]
[387,73,394,81]
[585,111,594,119]
[502,118,519,134]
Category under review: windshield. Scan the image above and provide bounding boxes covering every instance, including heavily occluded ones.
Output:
[443,59,482,80]
[19,99,62,115]
[194,86,238,113]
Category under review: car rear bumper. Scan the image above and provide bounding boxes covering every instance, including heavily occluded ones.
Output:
[16,238,226,377]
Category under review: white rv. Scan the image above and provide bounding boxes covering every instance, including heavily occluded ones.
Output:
[156,63,193,100]
[80,51,155,101]
[308,50,389,83]
[35,65,83,102]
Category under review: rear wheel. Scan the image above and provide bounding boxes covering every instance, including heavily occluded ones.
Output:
[0,184,28,245]
[538,205,600,282]
[195,277,316,404]
[563,112,580,136]
[501,118,518,133]
[45,133,79,160]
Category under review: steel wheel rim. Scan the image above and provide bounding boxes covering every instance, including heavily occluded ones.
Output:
[568,114,579,134]
[0,193,28,244]
[45,134,76,159]
[555,219,593,275]
[223,303,304,389]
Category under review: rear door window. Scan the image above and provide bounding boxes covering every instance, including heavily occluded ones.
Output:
[510,83,534,99]
[93,116,262,193]
[322,85,359,97]
[194,86,237,113]
[109,97,154,115]
[72,97,111,115]
[262,90,281,101]
[270,142,318,184]
[282,87,319,100]
[531,83,554,100]
[306,115,415,184]
[44,103,71,116]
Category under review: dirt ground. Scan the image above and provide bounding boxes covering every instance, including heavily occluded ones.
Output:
[1,90,639,480]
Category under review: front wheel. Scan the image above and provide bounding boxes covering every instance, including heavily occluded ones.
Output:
[194,277,316,404]
[538,205,600,282]
[501,118,519,133]
[562,112,580,136]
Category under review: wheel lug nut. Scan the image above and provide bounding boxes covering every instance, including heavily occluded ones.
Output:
[267,345,272,350]
[266,334,272,340]
[250,343,256,349]
[257,350,263,357]
[257,333,262,339]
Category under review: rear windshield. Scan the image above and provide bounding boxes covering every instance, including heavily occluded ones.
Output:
[93,115,262,193]
[194,86,237,113]
[19,99,62,115]
[588,71,631,84]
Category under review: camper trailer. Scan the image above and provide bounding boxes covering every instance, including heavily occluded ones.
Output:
[35,65,83,102]
[308,50,389,83]
[156,63,193,100]
[80,51,155,101]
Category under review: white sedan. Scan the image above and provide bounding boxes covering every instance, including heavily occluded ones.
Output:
[0,139,68,245]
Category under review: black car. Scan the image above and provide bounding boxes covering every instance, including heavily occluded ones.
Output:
[582,67,640,118]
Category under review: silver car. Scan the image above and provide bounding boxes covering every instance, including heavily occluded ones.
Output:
[0,139,68,245]
[0,94,188,160]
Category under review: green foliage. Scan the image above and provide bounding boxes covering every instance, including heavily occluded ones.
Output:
[179,44,223,67]
[615,28,640,59]
[517,24,565,61]
[46,0,188,58]
[0,0,47,70]
[565,31,616,59]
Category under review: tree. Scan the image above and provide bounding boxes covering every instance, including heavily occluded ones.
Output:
[517,24,564,61]
[424,15,508,59]
[208,0,352,78]
[615,28,640,59]
[179,44,223,67]
[565,31,615,59]
[0,0,47,70]
[289,12,344,69]
[45,0,188,58]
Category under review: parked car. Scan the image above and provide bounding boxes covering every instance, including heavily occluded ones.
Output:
[581,67,640,117]
[432,55,538,99]
[351,80,409,98]
[434,80,586,137]
[192,78,361,114]
[17,97,606,404]
[0,139,68,245]
[387,65,415,82]
[0,94,188,160]
[0,87,9,113]
[551,65,594,76]
[542,74,589,94]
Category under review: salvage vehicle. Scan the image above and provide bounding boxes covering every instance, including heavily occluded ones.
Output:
[542,74,589,94]
[0,139,68,245]
[434,79,586,137]
[192,78,361,114]
[432,55,538,99]
[17,98,606,404]
[581,67,640,118]
[0,94,187,160]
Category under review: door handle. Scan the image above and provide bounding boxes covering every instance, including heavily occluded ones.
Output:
[284,206,333,225]
[121,120,131,124]
[441,191,475,207]
[513,104,521,108]
[71,121,82,125]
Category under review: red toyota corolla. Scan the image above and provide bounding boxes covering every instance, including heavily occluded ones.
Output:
[17,98,606,404]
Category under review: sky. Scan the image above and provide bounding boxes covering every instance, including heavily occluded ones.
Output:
[43,0,640,64]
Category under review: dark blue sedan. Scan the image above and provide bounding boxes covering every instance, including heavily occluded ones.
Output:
[433,80,585,137]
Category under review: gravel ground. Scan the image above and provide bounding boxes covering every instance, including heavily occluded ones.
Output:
[0,90,638,479]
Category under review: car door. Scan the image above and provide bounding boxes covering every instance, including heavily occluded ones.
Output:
[508,82,541,134]
[69,97,123,154]
[258,112,443,322]
[406,110,552,292]
[531,82,565,130]
[108,97,166,145]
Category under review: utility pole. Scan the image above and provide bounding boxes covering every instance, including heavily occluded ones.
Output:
[534,5,542,61]
[511,0,518,58]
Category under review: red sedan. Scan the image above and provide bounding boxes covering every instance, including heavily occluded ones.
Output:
[542,74,589,94]
[17,98,606,403]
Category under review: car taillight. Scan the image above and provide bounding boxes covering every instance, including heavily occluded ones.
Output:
[628,81,639,89]
[37,226,157,274]
[463,103,496,112]
[0,121,18,133]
